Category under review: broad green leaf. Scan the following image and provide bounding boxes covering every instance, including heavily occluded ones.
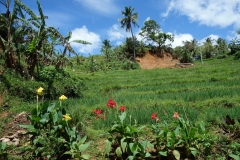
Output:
[145,152,151,157]
[159,151,167,156]
[190,147,198,157]
[173,150,180,160]
[52,112,58,124]
[19,124,36,131]
[121,138,127,152]
[47,103,55,112]
[119,112,126,124]
[116,146,122,157]
[105,140,112,156]
[128,155,134,160]
[0,142,6,150]
[80,135,87,144]
[79,141,91,152]
[229,154,240,160]
[130,142,138,153]
[82,154,90,160]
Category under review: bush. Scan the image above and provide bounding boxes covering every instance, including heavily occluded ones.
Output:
[180,51,193,63]
[1,67,86,101]
[234,51,240,60]
[1,70,46,100]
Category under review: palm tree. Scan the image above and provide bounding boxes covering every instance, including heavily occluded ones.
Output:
[204,37,214,58]
[118,6,139,61]
[0,0,11,17]
[100,39,112,62]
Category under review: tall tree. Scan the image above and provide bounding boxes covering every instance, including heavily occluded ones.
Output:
[139,19,174,52]
[182,39,198,57]
[118,6,139,61]
[204,37,214,58]
[215,38,228,55]
[100,39,112,62]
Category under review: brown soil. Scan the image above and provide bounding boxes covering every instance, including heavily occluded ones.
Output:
[136,51,179,69]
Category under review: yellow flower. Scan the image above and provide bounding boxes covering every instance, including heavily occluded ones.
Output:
[59,95,67,101]
[37,87,44,95]
[62,114,71,121]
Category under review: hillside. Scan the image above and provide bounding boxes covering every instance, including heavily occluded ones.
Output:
[136,51,179,69]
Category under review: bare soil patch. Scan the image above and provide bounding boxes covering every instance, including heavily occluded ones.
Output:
[136,51,180,69]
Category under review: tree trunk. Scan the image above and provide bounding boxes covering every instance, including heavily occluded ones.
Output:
[130,28,136,61]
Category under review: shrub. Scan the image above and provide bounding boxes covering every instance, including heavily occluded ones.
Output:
[234,51,240,60]
[20,92,91,159]
[1,67,86,101]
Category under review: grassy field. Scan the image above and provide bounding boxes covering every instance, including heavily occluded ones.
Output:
[1,56,240,159]
[60,57,240,129]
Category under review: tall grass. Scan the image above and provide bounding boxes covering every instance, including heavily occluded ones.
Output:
[61,57,240,129]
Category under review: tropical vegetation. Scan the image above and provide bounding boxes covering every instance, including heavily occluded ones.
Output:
[0,0,240,159]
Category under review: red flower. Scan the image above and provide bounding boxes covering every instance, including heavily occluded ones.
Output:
[151,113,157,120]
[173,112,179,118]
[102,115,106,120]
[119,106,126,112]
[93,109,103,117]
[107,99,117,108]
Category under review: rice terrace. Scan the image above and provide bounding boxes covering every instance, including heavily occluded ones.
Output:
[0,0,240,160]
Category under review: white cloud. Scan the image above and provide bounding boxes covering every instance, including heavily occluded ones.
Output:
[70,26,101,54]
[107,24,126,41]
[145,17,151,22]
[226,30,240,41]
[74,0,119,16]
[167,32,194,48]
[163,0,240,29]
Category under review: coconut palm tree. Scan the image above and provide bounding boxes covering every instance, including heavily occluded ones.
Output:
[100,39,112,62]
[118,6,139,61]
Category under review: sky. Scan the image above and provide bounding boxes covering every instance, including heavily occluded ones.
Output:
[1,0,240,56]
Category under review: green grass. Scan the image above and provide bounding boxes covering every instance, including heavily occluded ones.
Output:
[2,56,240,131]
[56,56,240,130]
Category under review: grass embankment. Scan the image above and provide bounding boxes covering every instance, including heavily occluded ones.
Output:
[63,57,240,129]
[1,57,240,158]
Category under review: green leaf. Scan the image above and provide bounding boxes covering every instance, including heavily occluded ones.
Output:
[81,154,90,160]
[71,40,91,45]
[129,142,138,153]
[145,152,151,157]
[189,127,198,139]
[105,140,112,156]
[173,150,180,160]
[52,112,58,124]
[116,146,122,157]
[121,138,127,152]
[159,151,167,156]
[119,112,126,124]
[80,135,87,144]
[19,124,36,131]
[229,154,240,160]
[47,103,55,112]
[190,147,198,157]
[0,142,6,150]
[79,141,91,152]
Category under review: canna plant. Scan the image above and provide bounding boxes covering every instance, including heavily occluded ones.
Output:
[152,112,212,159]
[104,111,152,160]
[19,87,90,159]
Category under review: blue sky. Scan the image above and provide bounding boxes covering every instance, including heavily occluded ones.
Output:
[1,0,240,56]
